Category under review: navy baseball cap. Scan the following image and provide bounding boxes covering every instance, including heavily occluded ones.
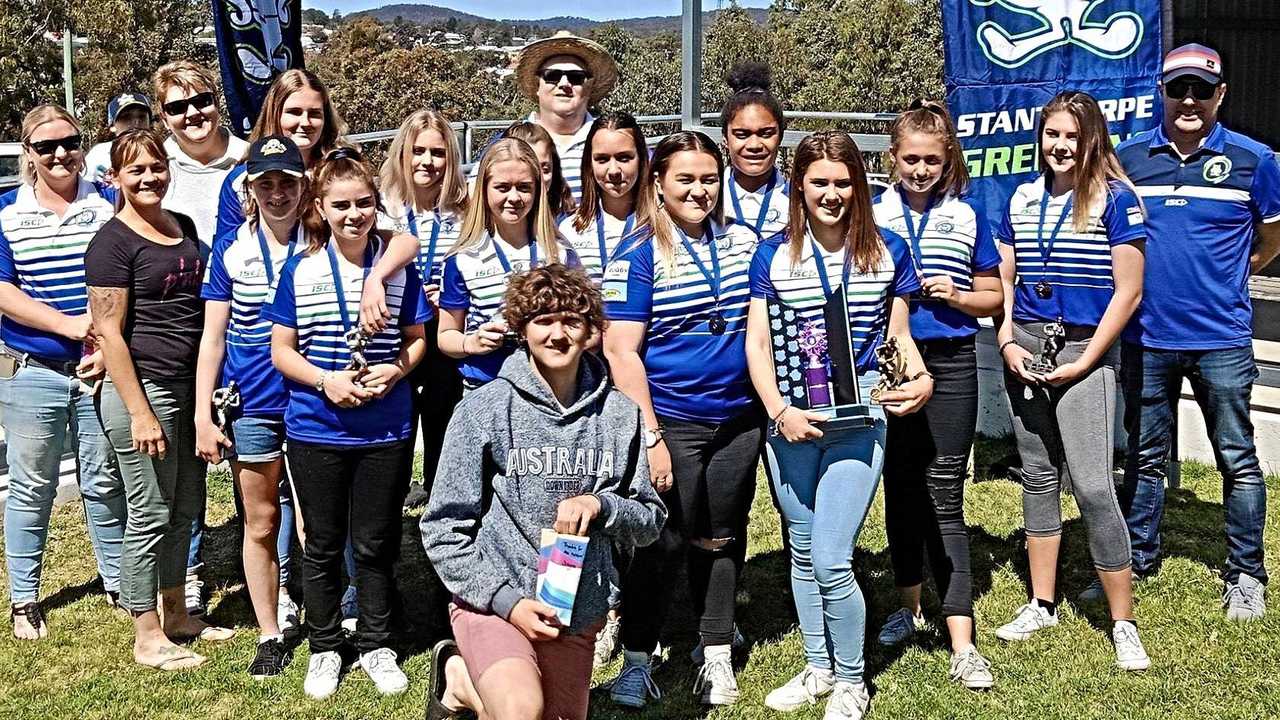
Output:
[1162,43,1223,84]
[246,135,305,181]
[107,92,152,124]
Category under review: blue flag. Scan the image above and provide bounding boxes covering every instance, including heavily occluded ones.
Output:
[210,0,305,137]
[941,1,1163,228]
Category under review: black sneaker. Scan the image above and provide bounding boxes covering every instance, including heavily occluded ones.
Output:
[249,638,292,679]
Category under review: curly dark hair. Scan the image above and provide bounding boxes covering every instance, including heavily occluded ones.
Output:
[502,264,607,335]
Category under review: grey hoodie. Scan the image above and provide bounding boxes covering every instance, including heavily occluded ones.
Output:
[420,349,666,634]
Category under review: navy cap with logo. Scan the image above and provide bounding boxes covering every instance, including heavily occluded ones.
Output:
[107,92,152,125]
[246,135,305,181]
[1162,43,1223,84]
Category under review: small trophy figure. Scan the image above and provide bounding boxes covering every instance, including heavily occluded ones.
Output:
[797,320,832,407]
[344,327,370,373]
[211,380,241,434]
[1024,322,1065,375]
[870,336,909,403]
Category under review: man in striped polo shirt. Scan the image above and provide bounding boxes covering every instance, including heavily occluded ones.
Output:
[510,32,619,202]
[1116,43,1280,622]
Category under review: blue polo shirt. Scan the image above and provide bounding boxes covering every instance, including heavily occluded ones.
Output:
[1117,123,1280,350]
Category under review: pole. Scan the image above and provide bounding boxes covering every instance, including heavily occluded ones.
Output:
[62,27,74,113]
[1161,0,1174,51]
[681,0,703,131]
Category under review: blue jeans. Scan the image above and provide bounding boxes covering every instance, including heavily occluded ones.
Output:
[763,395,886,684]
[1121,343,1268,584]
[1,364,126,603]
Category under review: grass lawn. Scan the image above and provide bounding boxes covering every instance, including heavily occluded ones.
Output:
[1,440,1279,720]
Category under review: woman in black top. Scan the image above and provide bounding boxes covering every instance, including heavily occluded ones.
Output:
[87,129,232,671]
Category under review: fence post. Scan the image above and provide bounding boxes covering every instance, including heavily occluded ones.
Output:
[63,28,74,112]
[681,0,703,131]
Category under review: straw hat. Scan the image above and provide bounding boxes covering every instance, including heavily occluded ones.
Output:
[514,31,619,106]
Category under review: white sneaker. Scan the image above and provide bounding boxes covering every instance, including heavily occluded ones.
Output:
[277,590,300,633]
[822,681,870,720]
[949,646,994,689]
[995,603,1058,641]
[690,624,746,664]
[877,608,924,646]
[692,646,738,705]
[764,665,835,711]
[303,650,343,700]
[593,614,622,668]
[1112,620,1150,671]
[360,647,408,695]
[184,570,205,616]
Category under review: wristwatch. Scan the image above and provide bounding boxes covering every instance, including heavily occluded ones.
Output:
[643,426,664,449]
[314,371,329,393]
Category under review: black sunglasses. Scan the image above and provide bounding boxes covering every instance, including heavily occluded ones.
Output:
[1164,79,1218,101]
[325,147,363,162]
[909,98,947,116]
[27,134,82,156]
[161,91,216,117]
[540,69,592,86]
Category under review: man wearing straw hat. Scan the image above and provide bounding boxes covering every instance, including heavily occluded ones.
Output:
[511,31,619,201]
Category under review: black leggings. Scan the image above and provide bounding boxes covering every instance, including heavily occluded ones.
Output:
[412,317,463,492]
[620,409,763,650]
[289,439,412,654]
[883,336,978,619]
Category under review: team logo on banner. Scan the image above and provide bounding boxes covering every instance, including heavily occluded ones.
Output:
[972,0,1145,68]
[211,0,305,135]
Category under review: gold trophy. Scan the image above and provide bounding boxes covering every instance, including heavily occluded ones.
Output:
[870,336,909,403]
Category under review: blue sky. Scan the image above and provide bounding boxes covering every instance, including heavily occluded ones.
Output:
[303,0,771,22]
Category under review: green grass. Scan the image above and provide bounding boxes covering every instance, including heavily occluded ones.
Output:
[2,440,1279,720]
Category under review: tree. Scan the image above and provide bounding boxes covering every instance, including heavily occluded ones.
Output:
[302,8,331,26]
[0,1,68,139]
[702,3,772,112]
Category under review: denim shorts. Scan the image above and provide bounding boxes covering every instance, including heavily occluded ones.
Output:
[227,415,286,463]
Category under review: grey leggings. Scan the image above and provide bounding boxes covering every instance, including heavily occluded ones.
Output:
[1005,322,1131,572]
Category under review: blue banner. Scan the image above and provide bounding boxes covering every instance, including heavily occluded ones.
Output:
[210,0,305,136]
[942,1,1164,227]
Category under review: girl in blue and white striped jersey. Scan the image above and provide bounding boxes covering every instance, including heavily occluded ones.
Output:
[602,131,761,709]
[194,135,307,678]
[745,131,932,720]
[721,63,790,241]
[262,149,429,700]
[871,100,1003,689]
[993,91,1149,672]
[558,112,655,285]
[437,137,578,390]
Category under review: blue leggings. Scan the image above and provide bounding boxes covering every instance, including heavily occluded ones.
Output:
[764,409,885,683]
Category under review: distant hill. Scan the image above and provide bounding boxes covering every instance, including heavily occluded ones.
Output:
[351,3,770,37]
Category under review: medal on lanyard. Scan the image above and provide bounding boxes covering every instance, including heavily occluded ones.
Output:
[326,240,375,372]
[729,169,777,236]
[1033,187,1073,301]
[677,226,727,335]
[256,224,298,288]
[491,235,538,275]
[896,186,933,290]
[596,206,635,269]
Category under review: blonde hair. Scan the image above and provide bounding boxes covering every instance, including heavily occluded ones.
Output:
[453,138,562,264]
[504,121,576,217]
[630,131,726,274]
[19,104,83,186]
[249,70,348,161]
[1039,91,1141,233]
[378,110,468,217]
[151,60,219,109]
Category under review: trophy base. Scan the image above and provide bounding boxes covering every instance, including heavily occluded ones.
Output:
[1024,358,1058,375]
[812,403,877,430]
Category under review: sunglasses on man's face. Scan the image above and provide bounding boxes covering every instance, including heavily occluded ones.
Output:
[540,69,591,87]
[161,91,216,117]
[1164,79,1218,101]
[28,135,82,156]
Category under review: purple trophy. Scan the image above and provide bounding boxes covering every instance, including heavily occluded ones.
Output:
[798,320,832,407]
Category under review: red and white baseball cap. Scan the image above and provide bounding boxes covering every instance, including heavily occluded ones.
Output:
[1162,43,1223,84]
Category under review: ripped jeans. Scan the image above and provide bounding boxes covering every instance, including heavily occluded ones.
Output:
[884,336,978,618]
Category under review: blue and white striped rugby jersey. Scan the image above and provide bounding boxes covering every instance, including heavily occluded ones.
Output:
[558,210,635,285]
[873,188,1001,341]
[439,233,580,386]
[202,222,303,416]
[604,220,758,423]
[997,176,1145,326]
[378,204,463,288]
[0,180,115,360]
[749,227,920,372]
[261,236,432,445]
[724,167,791,241]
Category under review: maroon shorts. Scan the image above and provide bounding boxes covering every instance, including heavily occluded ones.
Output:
[450,602,601,720]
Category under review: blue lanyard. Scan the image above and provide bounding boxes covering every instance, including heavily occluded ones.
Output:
[325,240,375,333]
[896,186,934,278]
[407,206,444,284]
[729,169,777,235]
[1036,185,1074,276]
[676,225,721,303]
[255,224,297,288]
[808,235,852,297]
[596,207,635,269]
[491,235,537,274]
